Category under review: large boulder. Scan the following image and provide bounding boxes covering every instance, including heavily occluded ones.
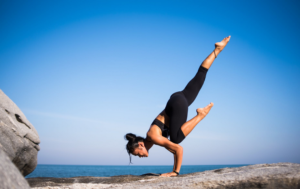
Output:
[0,89,40,176]
[0,148,30,189]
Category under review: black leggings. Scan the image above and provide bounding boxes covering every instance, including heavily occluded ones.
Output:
[164,65,208,144]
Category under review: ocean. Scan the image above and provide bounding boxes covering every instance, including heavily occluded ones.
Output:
[26,164,249,178]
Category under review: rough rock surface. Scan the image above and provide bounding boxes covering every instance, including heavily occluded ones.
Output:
[0,148,31,189]
[0,89,40,176]
[28,163,300,189]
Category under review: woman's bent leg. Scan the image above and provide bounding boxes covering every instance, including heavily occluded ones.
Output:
[181,102,213,137]
[165,93,188,144]
[167,98,213,142]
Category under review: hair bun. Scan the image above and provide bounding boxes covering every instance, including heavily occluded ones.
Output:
[125,133,136,142]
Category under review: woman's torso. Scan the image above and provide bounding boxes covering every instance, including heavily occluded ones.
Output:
[146,110,170,140]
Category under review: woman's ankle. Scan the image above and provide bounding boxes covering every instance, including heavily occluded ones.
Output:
[214,47,222,54]
[213,48,221,57]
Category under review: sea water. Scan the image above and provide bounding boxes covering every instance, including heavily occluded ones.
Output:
[26,164,249,178]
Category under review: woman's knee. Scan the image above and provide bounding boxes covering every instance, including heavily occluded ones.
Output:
[171,137,184,144]
[170,131,185,144]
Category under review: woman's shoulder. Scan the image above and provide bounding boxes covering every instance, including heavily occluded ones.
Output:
[147,125,162,140]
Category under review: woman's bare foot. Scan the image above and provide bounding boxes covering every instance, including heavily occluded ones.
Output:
[196,102,214,119]
[215,36,231,52]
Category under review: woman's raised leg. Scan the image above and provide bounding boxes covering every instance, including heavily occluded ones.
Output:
[181,36,231,106]
[180,36,231,137]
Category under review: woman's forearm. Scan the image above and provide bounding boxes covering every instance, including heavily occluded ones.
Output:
[173,154,176,171]
[174,146,183,172]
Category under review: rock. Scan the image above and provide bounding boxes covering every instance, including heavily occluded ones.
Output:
[27,163,300,189]
[0,148,31,189]
[0,89,40,176]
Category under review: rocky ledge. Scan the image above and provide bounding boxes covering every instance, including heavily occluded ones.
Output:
[27,162,300,189]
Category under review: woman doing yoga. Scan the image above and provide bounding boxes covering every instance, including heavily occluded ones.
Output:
[125,36,231,177]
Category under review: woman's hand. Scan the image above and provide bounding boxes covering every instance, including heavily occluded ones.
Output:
[160,172,178,177]
[148,134,183,177]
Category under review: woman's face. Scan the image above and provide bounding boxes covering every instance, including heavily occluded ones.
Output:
[132,142,148,158]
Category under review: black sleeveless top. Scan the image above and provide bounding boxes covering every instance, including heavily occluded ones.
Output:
[151,118,170,138]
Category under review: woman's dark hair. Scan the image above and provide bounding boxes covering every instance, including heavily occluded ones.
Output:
[125,133,145,164]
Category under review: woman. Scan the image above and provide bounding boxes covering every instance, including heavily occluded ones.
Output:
[125,36,231,177]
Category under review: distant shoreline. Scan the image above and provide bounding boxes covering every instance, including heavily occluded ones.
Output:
[26,164,250,178]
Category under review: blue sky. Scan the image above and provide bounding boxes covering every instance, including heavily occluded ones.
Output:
[0,0,299,166]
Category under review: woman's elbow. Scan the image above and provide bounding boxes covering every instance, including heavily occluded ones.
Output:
[176,145,183,155]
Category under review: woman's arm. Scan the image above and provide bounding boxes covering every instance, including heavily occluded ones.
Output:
[149,134,183,177]
[173,154,176,172]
